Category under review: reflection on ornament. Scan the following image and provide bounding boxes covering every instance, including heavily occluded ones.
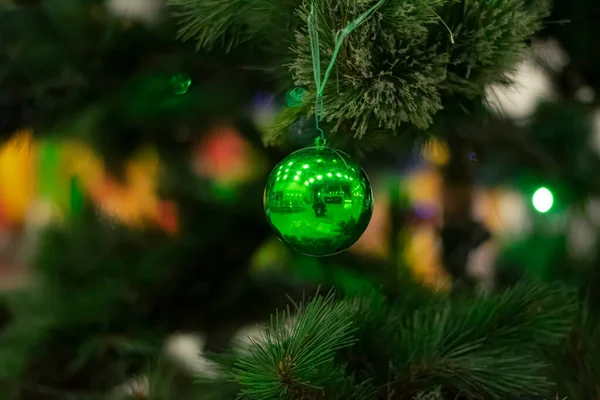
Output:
[264,144,373,256]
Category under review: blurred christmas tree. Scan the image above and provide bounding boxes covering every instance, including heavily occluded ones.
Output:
[1,0,600,398]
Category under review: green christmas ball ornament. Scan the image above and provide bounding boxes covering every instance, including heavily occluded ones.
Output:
[264,143,374,256]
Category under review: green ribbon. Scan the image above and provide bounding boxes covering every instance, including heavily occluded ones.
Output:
[308,0,386,144]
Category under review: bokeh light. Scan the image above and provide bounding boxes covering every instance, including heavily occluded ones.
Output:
[532,187,554,213]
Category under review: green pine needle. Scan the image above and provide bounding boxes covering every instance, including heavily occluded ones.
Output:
[387,279,576,398]
[170,0,551,142]
[233,292,357,399]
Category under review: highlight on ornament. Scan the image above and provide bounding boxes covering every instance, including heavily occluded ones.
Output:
[264,144,373,257]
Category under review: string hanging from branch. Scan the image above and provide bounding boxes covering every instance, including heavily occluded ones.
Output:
[308,0,386,143]
[262,2,383,256]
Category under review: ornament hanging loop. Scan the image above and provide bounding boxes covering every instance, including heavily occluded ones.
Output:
[308,0,386,142]
[264,1,380,258]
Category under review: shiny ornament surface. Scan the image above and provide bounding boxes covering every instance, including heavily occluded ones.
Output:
[264,145,373,256]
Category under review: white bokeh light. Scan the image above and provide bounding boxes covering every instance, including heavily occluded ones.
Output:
[106,0,164,24]
[486,39,567,121]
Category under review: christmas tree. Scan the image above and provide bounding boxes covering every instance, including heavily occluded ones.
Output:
[1,0,599,398]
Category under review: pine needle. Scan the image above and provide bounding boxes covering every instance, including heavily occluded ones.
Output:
[233,292,357,399]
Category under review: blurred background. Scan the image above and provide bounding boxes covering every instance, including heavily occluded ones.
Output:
[2,0,600,396]
[2,30,599,293]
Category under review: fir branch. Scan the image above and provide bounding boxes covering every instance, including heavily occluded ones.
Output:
[387,279,576,398]
[198,279,577,399]
[232,292,357,399]
[290,0,551,139]
[167,0,299,51]
[170,0,551,143]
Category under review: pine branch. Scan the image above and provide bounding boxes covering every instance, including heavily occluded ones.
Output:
[193,278,577,399]
[170,0,551,144]
[232,292,357,399]
[290,0,551,139]
[168,0,299,52]
[386,279,576,398]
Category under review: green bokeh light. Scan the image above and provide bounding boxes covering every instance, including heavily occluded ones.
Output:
[532,187,553,213]
[170,73,192,95]
[286,87,307,108]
